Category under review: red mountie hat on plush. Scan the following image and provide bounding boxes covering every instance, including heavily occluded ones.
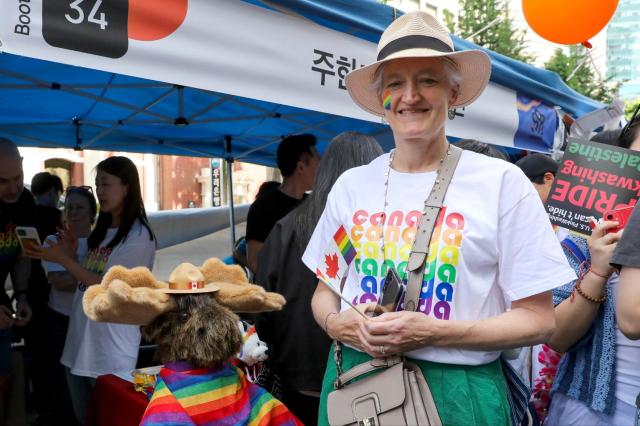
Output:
[515,153,559,181]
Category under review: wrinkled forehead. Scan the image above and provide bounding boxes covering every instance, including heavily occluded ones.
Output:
[381,56,447,80]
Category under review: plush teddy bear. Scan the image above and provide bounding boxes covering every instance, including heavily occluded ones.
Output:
[237,321,269,366]
[83,259,300,426]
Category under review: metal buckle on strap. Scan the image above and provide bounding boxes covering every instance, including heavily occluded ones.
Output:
[358,418,376,426]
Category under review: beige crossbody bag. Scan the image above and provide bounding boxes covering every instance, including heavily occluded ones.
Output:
[326,145,462,426]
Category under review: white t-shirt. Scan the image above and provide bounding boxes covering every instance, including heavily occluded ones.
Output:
[303,150,576,365]
[42,236,88,317]
[61,221,156,378]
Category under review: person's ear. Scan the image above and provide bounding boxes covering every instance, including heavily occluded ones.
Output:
[544,172,555,184]
[448,85,459,106]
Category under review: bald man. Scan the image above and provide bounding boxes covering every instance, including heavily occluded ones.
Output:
[0,137,34,421]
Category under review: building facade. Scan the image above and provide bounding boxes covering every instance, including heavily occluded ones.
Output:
[607,0,640,100]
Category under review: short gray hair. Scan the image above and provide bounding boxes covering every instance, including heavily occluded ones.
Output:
[371,57,463,99]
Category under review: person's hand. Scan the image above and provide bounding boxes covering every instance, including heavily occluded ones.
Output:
[359,311,436,357]
[14,296,32,326]
[0,306,14,330]
[56,226,78,258]
[23,238,70,264]
[326,303,377,352]
[588,221,621,277]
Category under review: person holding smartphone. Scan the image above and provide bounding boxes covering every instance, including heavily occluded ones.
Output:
[0,138,34,422]
[544,110,640,425]
[26,157,156,424]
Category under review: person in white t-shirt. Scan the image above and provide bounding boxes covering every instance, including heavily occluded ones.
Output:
[302,11,576,425]
[40,185,96,424]
[26,157,156,424]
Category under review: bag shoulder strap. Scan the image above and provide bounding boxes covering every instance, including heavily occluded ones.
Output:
[404,145,462,312]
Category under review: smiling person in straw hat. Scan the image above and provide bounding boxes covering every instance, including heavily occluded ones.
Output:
[302,11,576,425]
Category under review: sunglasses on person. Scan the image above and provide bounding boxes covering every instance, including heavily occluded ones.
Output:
[65,185,94,195]
[620,102,640,144]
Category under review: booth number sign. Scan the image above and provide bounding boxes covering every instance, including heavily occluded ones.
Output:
[43,0,129,58]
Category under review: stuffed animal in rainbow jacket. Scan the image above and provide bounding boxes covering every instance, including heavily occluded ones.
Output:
[83,258,301,426]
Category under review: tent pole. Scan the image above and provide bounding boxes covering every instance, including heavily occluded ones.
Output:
[224,135,236,255]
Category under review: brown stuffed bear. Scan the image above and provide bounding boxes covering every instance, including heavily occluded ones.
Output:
[83,259,300,426]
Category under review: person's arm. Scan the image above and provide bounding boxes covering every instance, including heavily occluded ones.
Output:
[24,242,101,287]
[311,281,376,352]
[11,255,32,324]
[246,239,263,275]
[47,271,78,292]
[546,222,619,352]
[617,266,640,339]
[358,290,554,357]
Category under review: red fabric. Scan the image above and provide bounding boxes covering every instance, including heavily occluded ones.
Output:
[85,374,149,426]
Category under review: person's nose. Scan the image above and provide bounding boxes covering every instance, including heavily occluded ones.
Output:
[401,80,421,104]
[10,181,22,196]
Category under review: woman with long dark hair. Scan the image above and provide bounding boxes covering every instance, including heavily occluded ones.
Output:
[254,132,383,425]
[28,156,156,424]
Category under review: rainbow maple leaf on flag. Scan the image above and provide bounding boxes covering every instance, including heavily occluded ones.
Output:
[315,225,357,290]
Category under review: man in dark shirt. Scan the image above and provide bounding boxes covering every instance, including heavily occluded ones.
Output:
[0,137,34,419]
[246,134,320,274]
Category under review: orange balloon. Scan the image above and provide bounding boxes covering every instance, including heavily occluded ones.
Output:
[522,0,618,45]
[128,0,188,41]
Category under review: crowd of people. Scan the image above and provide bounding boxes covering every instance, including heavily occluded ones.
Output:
[0,9,639,426]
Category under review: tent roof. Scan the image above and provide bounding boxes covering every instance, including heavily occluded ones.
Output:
[0,0,601,167]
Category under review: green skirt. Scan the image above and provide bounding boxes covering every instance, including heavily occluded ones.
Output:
[318,346,511,426]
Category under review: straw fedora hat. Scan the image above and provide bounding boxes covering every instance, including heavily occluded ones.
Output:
[345,11,491,117]
[160,262,220,294]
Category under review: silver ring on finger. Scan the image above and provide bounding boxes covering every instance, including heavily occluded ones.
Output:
[380,345,386,356]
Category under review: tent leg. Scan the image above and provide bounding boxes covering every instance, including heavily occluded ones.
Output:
[226,159,236,253]
[224,136,237,255]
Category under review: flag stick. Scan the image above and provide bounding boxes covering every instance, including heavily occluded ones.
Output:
[318,278,370,320]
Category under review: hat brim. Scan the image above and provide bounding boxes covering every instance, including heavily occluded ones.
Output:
[159,283,220,294]
[345,48,491,117]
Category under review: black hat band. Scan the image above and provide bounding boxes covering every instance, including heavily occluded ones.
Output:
[377,35,453,61]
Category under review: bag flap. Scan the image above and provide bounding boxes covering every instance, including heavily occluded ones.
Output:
[327,363,406,426]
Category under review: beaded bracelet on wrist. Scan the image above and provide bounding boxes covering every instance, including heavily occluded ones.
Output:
[575,279,606,303]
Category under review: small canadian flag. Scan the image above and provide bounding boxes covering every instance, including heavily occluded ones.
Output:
[191,282,198,289]
[315,225,357,291]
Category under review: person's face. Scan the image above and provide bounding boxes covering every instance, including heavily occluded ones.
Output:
[533,172,555,204]
[64,193,93,235]
[380,57,457,143]
[0,155,24,203]
[95,170,128,217]
[299,147,321,191]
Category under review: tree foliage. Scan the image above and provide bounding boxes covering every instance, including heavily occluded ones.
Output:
[451,0,535,63]
[544,46,622,104]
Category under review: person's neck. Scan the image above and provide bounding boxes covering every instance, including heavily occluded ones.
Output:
[110,212,121,228]
[279,178,307,200]
[392,136,449,173]
[72,225,91,238]
[34,196,54,208]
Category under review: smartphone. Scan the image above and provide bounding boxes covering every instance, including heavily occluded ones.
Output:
[376,268,405,315]
[603,206,635,234]
[15,226,42,254]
